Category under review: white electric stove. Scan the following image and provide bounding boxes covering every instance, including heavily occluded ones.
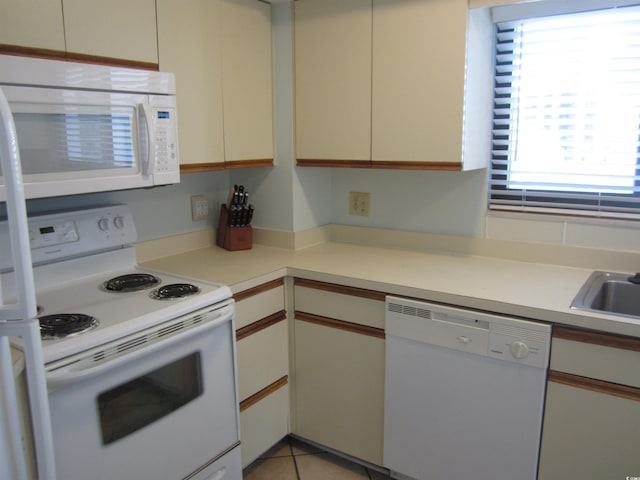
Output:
[0,205,242,480]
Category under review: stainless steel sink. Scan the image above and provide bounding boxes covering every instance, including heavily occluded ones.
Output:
[571,271,640,319]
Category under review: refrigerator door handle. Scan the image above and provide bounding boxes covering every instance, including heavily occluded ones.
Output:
[0,86,56,480]
[0,87,36,321]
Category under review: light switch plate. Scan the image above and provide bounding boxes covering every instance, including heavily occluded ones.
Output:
[349,192,370,216]
[191,195,209,221]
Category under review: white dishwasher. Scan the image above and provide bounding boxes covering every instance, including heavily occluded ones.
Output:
[384,296,551,480]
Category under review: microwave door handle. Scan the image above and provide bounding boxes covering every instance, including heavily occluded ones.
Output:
[138,103,154,176]
[46,306,232,390]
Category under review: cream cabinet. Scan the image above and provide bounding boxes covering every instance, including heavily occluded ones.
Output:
[294,0,372,165]
[292,278,386,466]
[538,326,640,479]
[221,0,274,167]
[157,0,225,167]
[0,0,157,66]
[371,0,467,167]
[157,0,274,170]
[294,0,489,171]
[0,0,65,52]
[62,0,158,65]
[234,279,289,468]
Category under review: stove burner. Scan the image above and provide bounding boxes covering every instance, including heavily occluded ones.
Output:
[39,313,99,339]
[103,273,161,292]
[149,283,201,300]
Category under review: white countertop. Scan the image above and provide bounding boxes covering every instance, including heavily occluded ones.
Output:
[141,241,640,338]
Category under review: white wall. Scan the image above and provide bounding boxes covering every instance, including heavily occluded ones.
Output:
[330,168,488,237]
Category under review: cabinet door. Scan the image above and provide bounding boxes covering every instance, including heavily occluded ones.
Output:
[293,280,385,466]
[62,0,158,65]
[0,0,65,52]
[371,0,467,167]
[294,0,372,165]
[294,319,384,465]
[221,0,274,166]
[538,379,640,480]
[157,0,225,167]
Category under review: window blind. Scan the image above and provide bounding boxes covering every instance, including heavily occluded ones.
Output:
[489,5,640,219]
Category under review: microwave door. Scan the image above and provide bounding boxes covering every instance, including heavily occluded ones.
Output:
[0,86,152,200]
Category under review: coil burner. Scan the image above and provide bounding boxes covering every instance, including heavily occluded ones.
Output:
[103,273,161,293]
[149,283,201,300]
[39,313,99,339]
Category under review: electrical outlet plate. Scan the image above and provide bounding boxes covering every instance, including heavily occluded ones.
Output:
[191,195,209,221]
[349,191,370,216]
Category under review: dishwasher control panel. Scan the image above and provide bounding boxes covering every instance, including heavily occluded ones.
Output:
[386,296,551,368]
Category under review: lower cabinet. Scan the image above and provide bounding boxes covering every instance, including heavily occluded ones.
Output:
[234,278,289,467]
[538,326,640,479]
[292,278,386,466]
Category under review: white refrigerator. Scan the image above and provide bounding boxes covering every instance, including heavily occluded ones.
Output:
[0,87,56,479]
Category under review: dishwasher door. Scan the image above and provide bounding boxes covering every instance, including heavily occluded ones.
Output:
[383,296,550,480]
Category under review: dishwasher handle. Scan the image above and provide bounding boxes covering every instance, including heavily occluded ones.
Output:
[386,305,491,357]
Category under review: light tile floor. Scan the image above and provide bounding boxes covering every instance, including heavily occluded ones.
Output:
[243,436,392,480]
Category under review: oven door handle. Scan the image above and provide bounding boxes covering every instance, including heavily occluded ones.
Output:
[45,304,233,390]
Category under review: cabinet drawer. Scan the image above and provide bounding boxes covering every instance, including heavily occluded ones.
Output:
[239,382,289,467]
[551,326,640,389]
[234,279,285,330]
[237,321,288,401]
[294,279,385,329]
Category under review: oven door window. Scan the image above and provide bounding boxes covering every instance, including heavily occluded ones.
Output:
[97,352,203,445]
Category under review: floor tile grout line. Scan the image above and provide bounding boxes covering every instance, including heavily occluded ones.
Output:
[288,436,302,480]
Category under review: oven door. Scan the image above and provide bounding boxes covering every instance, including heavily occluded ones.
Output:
[45,301,240,480]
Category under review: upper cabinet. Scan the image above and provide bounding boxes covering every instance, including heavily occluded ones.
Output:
[294,0,491,171]
[0,0,65,52]
[221,0,274,168]
[294,0,372,166]
[157,0,226,168]
[62,0,158,66]
[0,0,158,68]
[372,0,466,168]
[157,0,274,171]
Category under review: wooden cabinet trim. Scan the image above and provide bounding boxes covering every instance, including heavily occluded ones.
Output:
[224,159,274,169]
[180,163,226,173]
[370,161,462,171]
[294,278,386,302]
[296,159,372,168]
[180,160,273,173]
[233,278,285,303]
[0,44,66,61]
[295,311,385,339]
[0,45,159,70]
[554,325,640,353]
[548,370,640,403]
[239,374,289,412]
[236,310,287,341]
[296,158,463,171]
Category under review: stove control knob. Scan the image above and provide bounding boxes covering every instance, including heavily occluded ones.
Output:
[510,341,529,360]
[98,218,110,232]
[114,216,125,229]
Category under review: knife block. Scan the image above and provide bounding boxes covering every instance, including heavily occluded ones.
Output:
[216,204,252,251]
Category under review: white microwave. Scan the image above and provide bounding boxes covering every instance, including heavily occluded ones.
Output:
[0,55,180,201]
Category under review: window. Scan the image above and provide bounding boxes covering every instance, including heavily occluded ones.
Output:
[489,5,640,219]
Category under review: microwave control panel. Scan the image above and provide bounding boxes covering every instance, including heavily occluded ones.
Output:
[152,107,178,173]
